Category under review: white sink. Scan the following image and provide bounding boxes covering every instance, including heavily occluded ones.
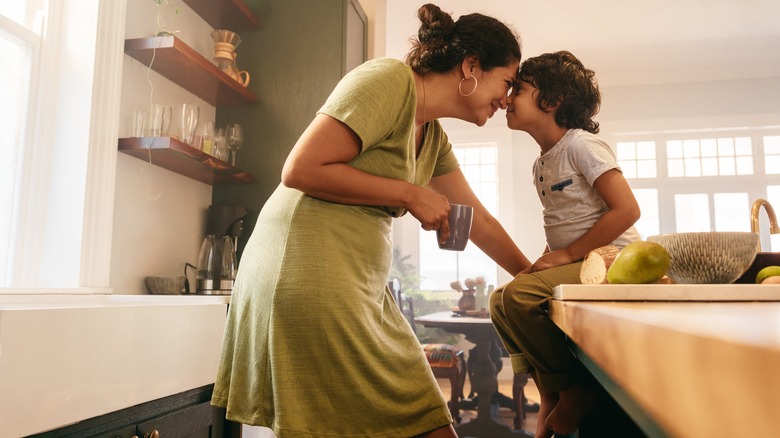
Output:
[0,294,229,437]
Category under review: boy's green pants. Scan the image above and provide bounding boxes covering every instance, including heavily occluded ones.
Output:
[489,262,587,391]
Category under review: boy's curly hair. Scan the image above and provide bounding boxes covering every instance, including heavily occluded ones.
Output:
[517,51,600,133]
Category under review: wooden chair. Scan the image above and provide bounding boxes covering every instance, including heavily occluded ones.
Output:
[389,279,466,423]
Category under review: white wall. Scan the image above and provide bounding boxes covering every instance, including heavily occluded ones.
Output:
[357,0,384,59]
[110,3,218,294]
[599,77,780,127]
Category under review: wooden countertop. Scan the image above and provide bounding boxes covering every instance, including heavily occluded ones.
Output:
[549,297,780,437]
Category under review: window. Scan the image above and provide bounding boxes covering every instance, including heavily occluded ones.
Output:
[617,129,780,249]
[1,1,124,291]
[765,136,780,175]
[666,137,753,177]
[0,1,44,285]
[674,194,711,231]
[768,185,780,250]
[616,141,657,179]
[631,188,660,237]
[419,142,500,290]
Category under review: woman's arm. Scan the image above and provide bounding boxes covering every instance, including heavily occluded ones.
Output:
[530,169,640,272]
[281,114,452,231]
[429,169,531,276]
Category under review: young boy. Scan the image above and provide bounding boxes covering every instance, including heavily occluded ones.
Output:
[490,51,641,437]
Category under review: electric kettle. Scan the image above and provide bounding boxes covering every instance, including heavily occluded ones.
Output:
[196,235,236,295]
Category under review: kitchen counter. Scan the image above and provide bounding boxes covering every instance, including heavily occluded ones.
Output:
[0,292,231,308]
[549,285,780,437]
[0,294,230,437]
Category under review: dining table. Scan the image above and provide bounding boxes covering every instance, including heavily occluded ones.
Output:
[416,311,534,438]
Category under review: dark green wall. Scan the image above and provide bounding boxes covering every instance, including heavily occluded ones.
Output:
[213,0,351,256]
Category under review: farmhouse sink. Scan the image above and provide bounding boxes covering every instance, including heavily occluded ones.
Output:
[735,252,780,283]
[0,294,229,437]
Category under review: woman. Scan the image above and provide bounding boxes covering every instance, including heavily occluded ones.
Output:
[212,4,530,437]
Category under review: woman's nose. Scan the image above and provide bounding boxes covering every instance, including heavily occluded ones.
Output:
[498,95,509,110]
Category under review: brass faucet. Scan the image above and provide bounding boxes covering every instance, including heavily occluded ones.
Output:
[751,198,780,251]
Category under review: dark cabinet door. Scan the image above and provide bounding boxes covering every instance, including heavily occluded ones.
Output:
[93,425,138,438]
[28,387,226,438]
[136,402,224,438]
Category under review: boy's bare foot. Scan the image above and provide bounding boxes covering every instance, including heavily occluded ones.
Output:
[544,382,596,435]
[535,389,559,438]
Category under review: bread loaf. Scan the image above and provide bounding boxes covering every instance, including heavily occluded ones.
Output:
[579,245,621,284]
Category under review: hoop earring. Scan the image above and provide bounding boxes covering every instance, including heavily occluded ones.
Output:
[458,74,478,96]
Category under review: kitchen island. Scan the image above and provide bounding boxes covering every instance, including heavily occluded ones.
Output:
[549,284,780,437]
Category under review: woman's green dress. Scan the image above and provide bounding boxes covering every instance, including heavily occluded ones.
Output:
[211,58,460,437]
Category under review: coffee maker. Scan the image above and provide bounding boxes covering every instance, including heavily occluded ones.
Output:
[196,205,247,295]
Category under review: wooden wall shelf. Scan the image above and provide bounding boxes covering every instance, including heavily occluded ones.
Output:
[183,0,259,31]
[118,137,254,185]
[124,36,257,107]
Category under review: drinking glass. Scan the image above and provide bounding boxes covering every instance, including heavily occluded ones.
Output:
[199,121,216,154]
[148,104,171,137]
[213,127,229,161]
[180,103,199,145]
[226,123,243,166]
[131,110,147,137]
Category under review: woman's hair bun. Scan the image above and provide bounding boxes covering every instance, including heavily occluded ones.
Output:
[416,3,456,46]
[406,4,455,73]
[405,3,521,74]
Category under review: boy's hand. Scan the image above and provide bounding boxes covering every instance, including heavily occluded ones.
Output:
[528,249,576,273]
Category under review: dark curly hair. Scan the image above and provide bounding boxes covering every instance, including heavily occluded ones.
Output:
[405,3,521,74]
[517,51,600,133]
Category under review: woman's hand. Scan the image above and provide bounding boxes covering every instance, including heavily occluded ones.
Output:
[406,187,452,239]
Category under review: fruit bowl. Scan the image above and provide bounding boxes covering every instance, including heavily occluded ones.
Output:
[647,232,759,284]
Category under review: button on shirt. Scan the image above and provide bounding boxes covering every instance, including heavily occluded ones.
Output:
[532,129,640,251]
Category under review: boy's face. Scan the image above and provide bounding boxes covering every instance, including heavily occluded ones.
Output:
[505,80,542,131]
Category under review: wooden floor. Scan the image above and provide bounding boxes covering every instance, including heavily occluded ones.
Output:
[436,358,542,435]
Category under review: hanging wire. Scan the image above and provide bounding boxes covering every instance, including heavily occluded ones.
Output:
[138,0,173,201]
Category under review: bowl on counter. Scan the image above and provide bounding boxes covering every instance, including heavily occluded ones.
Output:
[647,232,760,284]
[144,275,187,295]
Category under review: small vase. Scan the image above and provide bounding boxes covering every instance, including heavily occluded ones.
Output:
[458,290,476,311]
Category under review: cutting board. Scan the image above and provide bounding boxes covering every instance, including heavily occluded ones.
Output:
[553,284,780,301]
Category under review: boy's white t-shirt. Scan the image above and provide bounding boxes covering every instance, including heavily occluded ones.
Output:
[532,128,641,251]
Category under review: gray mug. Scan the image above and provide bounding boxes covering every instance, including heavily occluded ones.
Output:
[437,204,473,251]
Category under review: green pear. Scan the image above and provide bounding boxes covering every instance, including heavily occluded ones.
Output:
[607,241,671,284]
